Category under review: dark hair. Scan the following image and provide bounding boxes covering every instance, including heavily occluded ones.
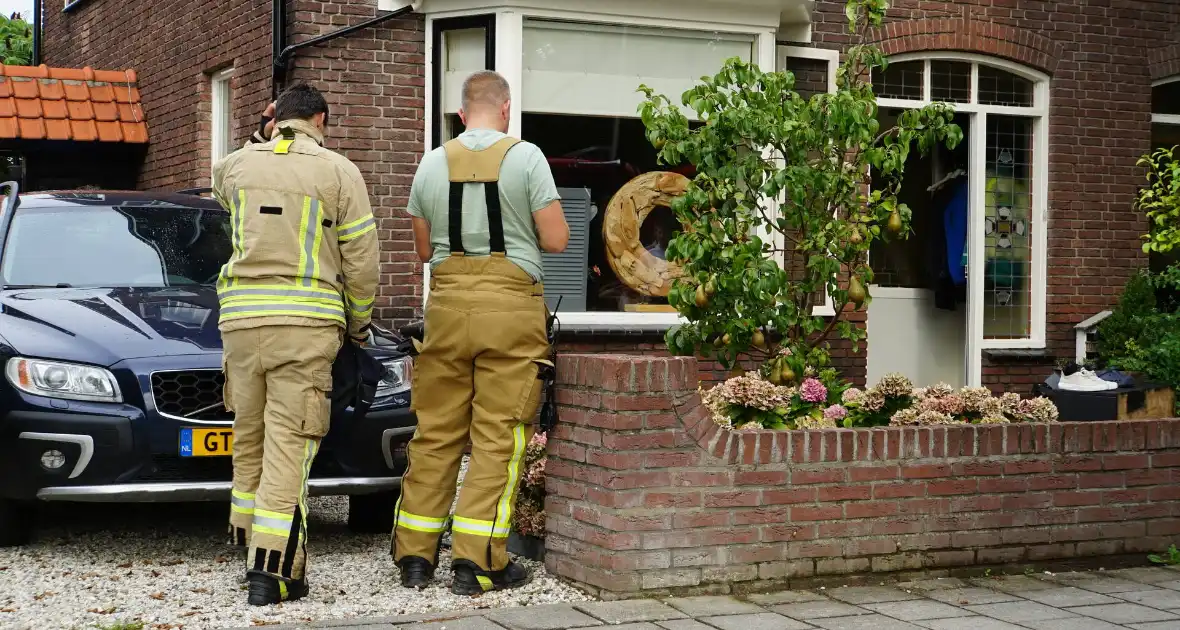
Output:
[274,83,330,126]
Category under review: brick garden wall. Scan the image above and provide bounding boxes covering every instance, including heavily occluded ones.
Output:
[546,353,1180,597]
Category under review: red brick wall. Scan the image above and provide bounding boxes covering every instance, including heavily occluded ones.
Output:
[41,0,427,326]
[547,353,1180,595]
[809,0,1180,389]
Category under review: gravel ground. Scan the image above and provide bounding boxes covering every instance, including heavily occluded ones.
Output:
[0,469,591,630]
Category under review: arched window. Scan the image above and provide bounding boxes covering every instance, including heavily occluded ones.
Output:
[865,54,1049,386]
[1154,76,1180,150]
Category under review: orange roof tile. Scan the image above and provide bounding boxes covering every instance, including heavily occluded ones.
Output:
[0,64,147,143]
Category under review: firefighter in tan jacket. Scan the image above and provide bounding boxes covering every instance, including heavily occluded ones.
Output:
[212,83,379,606]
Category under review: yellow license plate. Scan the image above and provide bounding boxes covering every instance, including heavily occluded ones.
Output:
[180,427,234,457]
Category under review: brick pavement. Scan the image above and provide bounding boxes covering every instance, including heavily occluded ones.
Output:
[230,567,1180,630]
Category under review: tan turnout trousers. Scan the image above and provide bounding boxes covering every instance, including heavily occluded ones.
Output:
[391,136,551,572]
[224,324,343,582]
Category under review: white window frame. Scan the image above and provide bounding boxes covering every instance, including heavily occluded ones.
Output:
[423,5,790,331]
[873,52,1050,385]
[1153,76,1180,129]
[210,68,235,180]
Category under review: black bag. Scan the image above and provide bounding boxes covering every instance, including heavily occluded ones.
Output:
[331,338,387,421]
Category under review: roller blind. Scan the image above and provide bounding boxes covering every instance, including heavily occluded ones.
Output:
[441,28,488,114]
[522,20,754,119]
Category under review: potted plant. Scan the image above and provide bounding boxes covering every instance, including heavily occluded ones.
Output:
[508,433,548,561]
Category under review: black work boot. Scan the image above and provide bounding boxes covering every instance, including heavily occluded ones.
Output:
[451,559,532,596]
[397,555,435,589]
[246,570,308,606]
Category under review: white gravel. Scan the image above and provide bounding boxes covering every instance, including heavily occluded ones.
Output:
[0,492,591,629]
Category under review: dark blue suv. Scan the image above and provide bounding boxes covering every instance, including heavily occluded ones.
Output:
[0,186,416,546]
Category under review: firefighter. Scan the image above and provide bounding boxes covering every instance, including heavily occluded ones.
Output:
[213,83,379,606]
[392,70,569,594]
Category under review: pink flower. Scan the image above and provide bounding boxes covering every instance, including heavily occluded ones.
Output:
[800,378,828,403]
[823,404,848,421]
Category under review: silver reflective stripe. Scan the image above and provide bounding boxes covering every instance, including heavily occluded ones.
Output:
[300,198,322,288]
[219,287,340,301]
[347,294,373,314]
[231,494,255,509]
[337,216,375,240]
[253,514,292,533]
[221,303,344,317]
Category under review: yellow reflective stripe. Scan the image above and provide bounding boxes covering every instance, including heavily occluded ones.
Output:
[218,285,341,301]
[255,509,292,521]
[219,299,346,323]
[452,516,510,538]
[219,295,344,308]
[308,199,325,287]
[476,575,494,591]
[298,439,316,543]
[338,214,374,232]
[338,222,375,242]
[253,508,294,539]
[346,292,374,315]
[396,510,447,533]
[494,423,527,533]
[253,525,289,537]
[275,138,294,154]
[221,189,247,286]
[232,489,256,500]
[220,310,346,324]
[231,504,255,516]
[279,580,288,600]
[297,197,314,287]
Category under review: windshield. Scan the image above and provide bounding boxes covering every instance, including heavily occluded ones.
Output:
[0,204,233,288]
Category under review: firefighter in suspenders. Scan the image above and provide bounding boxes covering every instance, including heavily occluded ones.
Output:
[393,70,570,594]
[213,83,380,605]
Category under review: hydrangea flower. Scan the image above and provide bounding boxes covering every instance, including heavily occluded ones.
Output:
[800,378,828,403]
[877,373,914,398]
[841,388,863,404]
[823,404,848,421]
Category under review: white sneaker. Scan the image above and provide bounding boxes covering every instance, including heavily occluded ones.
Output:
[1059,369,1117,392]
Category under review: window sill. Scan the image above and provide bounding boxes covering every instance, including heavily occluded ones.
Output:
[63,0,87,12]
[983,347,1050,361]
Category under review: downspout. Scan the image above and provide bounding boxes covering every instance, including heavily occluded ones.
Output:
[31,0,41,66]
[271,0,287,102]
[271,1,419,102]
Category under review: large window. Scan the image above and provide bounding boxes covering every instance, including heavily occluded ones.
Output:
[427,12,776,329]
[870,55,1049,353]
[1154,77,1180,151]
[210,68,234,177]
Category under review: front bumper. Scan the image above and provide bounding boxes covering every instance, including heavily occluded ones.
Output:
[0,396,417,502]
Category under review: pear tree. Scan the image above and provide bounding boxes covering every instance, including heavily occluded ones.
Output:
[639,0,963,382]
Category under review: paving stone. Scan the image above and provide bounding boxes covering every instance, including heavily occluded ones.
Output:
[1046,573,1155,594]
[1019,618,1128,630]
[664,596,764,617]
[915,617,1026,630]
[576,600,688,624]
[1067,603,1179,625]
[1158,581,1180,592]
[698,612,814,630]
[862,599,974,621]
[746,591,827,605]
[970,575,1060,594]
[964,601,1079,623]
[924,587,1022,606]
[1128,622,1180,630]
[404,618,508,630]
[657,621,722,630]
[1111,568,1180,585]
[1019,586,1124,607]
[486,604,603,630]
[1118,589,1180,610]
[826,586,920,605]
[898,578,969,591]
[581,625,661,630]
[381,611,490,626]
[772,600,872,620]
[808,614,924,630]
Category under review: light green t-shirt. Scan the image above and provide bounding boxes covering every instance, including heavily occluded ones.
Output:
[407,128,559,282]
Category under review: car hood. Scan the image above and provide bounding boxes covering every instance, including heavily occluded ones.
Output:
[0,285,225,366]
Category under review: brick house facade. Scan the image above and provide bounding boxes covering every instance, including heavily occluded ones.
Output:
[41,0,1180,392]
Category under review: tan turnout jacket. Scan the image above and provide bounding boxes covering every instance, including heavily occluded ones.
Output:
[212,119,379,341]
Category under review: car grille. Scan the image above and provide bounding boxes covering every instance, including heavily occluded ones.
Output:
[151,370,232,421]
[138,455,233,482]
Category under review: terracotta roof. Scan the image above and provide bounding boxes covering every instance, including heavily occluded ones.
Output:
[0,65,147,143]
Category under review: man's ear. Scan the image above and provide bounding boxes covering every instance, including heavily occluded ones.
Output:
[502,100,511,120]
[314,112,327,130]
[457,108,468,126]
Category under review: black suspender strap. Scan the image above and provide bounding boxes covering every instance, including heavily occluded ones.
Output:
[447,181,465,254]
[485,181,506,254]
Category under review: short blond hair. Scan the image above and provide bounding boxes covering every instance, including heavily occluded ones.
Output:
[461,70,511,113]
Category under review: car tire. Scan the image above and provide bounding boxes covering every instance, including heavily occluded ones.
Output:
[0,499,33,547]
[347,490,398,534]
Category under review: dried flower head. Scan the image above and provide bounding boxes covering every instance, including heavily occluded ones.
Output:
[859,388,886,411]
[977,415,1011,425]
[1017,397,1059,423]
[736,421,763,431]
[958,387,994,414]
[916,410,957,425]
[841,388,863,404]
[1000,392,1022,414]
[877,373,914,398]
[795,413,837,430]
[927,382,955,398]
[889,408,919,426]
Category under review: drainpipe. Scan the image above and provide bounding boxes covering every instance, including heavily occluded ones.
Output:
[271,1,418,102]
[271,0,287,102]
[31,0,41,66]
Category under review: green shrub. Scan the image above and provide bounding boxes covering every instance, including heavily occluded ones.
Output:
[1095,270,1158,364]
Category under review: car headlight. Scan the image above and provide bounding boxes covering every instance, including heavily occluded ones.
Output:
[376,357,412,397]
[4,357,123,403]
